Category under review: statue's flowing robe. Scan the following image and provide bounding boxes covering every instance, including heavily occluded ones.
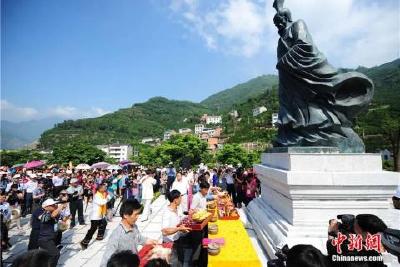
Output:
[275,20,373,152]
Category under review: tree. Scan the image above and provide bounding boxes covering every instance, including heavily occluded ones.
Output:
[49,142,106,165]
[0,150,48,167]
[216,144,260,168]
[136,135,211,168]
[378,111,400,172]
[358,107,400,172]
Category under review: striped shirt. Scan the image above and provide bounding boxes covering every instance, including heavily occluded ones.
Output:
[100,223,147,267]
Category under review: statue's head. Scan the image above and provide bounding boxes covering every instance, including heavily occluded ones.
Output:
[273,8,292,31]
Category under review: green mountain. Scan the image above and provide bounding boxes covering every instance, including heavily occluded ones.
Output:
[38,58,399,149]
[357,58,400,110]
[39,97,211,149]
[223,87,279,144]
[201,74,278,111]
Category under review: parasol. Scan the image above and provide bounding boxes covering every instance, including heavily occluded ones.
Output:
[75,164,91,170]
[91,162,110,170]
[24,160,45,169]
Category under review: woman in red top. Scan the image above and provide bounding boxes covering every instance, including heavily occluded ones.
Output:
[243,172,259,206]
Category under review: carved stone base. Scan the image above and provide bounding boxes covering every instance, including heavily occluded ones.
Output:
[247,152,400,259]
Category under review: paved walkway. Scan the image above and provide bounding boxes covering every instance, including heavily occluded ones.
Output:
[3,196,168,266]
[2,197,268,266]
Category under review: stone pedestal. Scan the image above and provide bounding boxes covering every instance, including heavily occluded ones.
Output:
[247,150,400,259]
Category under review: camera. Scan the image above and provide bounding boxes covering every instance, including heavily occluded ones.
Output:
[125,177,137,189]
[267,244,289,267]
[381,228,400,263]
[329,214,355,237]
[337,214,355,234]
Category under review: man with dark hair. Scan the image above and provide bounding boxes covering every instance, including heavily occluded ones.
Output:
[66,178,85,228]
[166,163,176,198]
[106,250,140,267]
[100,199,157,267]
[139,169,156,222]
[32,180,45,211]
[162,190,192,266]
[144,258,169,267]
[190,181,210,210]
[354,214,388,235]
[12,249,52,267]
[286,244,330,267]
[162,190,191,243]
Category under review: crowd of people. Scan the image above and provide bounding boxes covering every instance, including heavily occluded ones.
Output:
[2,161,397,267]
[0,162,260,267]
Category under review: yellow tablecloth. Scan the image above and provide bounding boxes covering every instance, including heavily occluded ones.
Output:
[208,219,262,267]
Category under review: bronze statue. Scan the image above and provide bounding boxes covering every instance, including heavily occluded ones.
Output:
[272,0,374,153]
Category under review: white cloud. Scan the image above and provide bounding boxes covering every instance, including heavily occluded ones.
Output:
[170,0,267,57]
[52,106,78,118]
[0,100,39,121]
[169,0,399,67]
[0,99,110,122]
[278,0,400,68]
[49,106,111,120]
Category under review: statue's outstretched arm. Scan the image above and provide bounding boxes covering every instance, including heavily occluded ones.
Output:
[273,0,284,12]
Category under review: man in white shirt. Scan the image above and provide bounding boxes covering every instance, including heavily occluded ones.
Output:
[223,168,235,203]
[171,172,189,213]
[66,178,85,228]
[139,169,156,222]
[52,174,64,198]
[162,190,191,243]
[190,181,210,211]
[25,175,38,215]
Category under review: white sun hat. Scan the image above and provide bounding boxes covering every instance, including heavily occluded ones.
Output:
[42,198,59,208]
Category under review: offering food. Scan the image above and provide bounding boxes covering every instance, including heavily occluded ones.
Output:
[207,201,216,210]
[208,223,218,235]
[181,217,194,227]
[150,245,171,262]
[192,210,211,222]
[208,242,221,256]
[210,214,218,222]
[229,209,239,217]
[216,193,240,219]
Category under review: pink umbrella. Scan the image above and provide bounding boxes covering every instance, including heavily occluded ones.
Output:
[24,160,45,169]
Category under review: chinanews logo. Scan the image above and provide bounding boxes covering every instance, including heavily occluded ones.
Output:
[331,232,384,262]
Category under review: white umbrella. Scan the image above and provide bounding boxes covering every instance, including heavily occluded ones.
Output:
[107,164,122,170]
[75,164,91,170]
[91,162,110,170]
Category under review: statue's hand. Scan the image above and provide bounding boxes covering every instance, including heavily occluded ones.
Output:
[273,0,284,11]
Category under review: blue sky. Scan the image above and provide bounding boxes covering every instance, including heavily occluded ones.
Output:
[1,0,399,122]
